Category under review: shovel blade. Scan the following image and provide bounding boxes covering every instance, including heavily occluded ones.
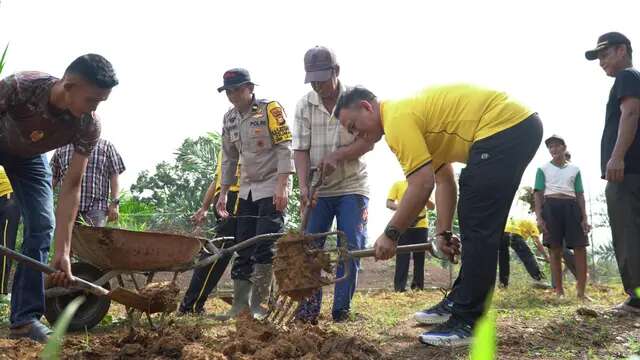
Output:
[108,287,167,313]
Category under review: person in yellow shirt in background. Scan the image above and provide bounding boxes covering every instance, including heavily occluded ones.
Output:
[0,166,20,298]
[499,218,549,288]
[387,180,435,292]
[335,84,542,346]
[179,152,240,315]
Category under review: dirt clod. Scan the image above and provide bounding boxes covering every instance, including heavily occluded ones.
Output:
[139,281,179,313]
[576,307,599,318]
[119,343,143,356]
[273,232,336,300]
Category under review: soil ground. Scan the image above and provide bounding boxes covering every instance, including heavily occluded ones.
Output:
[0,258,638,359]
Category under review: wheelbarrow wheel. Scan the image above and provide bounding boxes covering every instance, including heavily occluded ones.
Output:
[44,262,111,332]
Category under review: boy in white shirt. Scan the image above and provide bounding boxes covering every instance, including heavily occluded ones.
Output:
[534,135,590,299]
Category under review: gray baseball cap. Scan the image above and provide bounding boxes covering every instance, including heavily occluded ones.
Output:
[304,46,337,83]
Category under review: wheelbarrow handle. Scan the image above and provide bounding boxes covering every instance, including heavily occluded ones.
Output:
[0,245,108,296]
[195,232,287,270]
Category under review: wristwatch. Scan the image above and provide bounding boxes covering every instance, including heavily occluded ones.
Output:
[436,230,453,241]
[384,224,402,242]
[110,198,120,206]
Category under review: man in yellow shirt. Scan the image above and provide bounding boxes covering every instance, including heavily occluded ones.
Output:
[335,84,542,346]
[387,180,435,292]
[179,152,240,315]
[499,218,548,288]
[0,166,20,296]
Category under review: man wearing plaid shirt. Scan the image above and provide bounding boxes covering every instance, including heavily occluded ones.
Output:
[294,46,372,323]
[50,138,125,226]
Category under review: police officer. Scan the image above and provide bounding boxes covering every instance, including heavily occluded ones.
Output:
[215,68,293,319]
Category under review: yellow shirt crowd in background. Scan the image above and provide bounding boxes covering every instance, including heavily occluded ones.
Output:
[0,167,12,198]
[387,180,429,228]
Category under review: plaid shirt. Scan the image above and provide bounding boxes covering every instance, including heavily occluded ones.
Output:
[293,82,369,197]
[50,139,125,212]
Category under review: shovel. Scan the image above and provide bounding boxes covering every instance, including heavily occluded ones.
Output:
[0,245,165,313]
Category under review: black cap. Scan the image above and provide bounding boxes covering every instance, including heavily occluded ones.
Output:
[545,134,566,147]
[304,46,338,83]
[585,32,632,61]
[217,68,255,93]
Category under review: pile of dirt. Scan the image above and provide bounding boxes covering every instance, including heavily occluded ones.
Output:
[63,325,226,359]
[58,314,383,360]
[139,281,179,313]
[272,232,335,301]
[223,313,384,360]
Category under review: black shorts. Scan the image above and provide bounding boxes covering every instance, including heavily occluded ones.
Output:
[542,197,588,249]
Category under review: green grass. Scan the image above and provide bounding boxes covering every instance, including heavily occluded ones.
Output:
[0,43,8,75]
[41,296,86,360]
[470,309,496,360]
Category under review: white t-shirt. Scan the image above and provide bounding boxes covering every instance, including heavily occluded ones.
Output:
[534,162,584,197]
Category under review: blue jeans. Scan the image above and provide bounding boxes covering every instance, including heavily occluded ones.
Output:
[0,153,54,327]
[296,194,368,321]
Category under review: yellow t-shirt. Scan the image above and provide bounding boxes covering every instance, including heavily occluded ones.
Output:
[504,218,521,236]
[516,219,540,239]
[504,218,540,240]
[387,180,429,228]
[0,167,13,197]
[382,84,533,176]
[215,152,240,195]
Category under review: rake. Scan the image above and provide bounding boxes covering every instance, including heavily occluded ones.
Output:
[265,167,436,326]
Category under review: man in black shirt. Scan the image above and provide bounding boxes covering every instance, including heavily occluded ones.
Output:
[586,32,640,314]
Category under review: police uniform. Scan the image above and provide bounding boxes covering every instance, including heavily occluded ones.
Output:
[221,96,293,280]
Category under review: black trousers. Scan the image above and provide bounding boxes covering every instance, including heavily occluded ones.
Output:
[394,227,428,291]
[606,174,640,299]
[232,192,284,281]
[498,232,544,286]
[447,114,543,326]
[0,194,20,295]
[179,191,238,313]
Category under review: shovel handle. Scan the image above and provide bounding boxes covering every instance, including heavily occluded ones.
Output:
[0,245,108,296]
[347,243,433,259]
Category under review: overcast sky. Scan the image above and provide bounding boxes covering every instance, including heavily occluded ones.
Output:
[1,0,638,245]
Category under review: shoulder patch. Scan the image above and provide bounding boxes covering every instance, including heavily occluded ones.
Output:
[266,101,292,144]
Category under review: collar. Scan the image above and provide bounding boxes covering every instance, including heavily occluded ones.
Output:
[235,94,260,117]
[308,81,346,107]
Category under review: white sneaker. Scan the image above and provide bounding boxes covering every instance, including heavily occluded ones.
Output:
[414,298,454,325]
[418,317,473,347]
[612,298,640,315]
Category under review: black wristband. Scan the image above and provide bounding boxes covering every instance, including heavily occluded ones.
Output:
[384,224,403,242]
[436,230,452,241]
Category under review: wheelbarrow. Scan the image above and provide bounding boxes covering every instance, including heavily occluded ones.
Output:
[41,225,282,331]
